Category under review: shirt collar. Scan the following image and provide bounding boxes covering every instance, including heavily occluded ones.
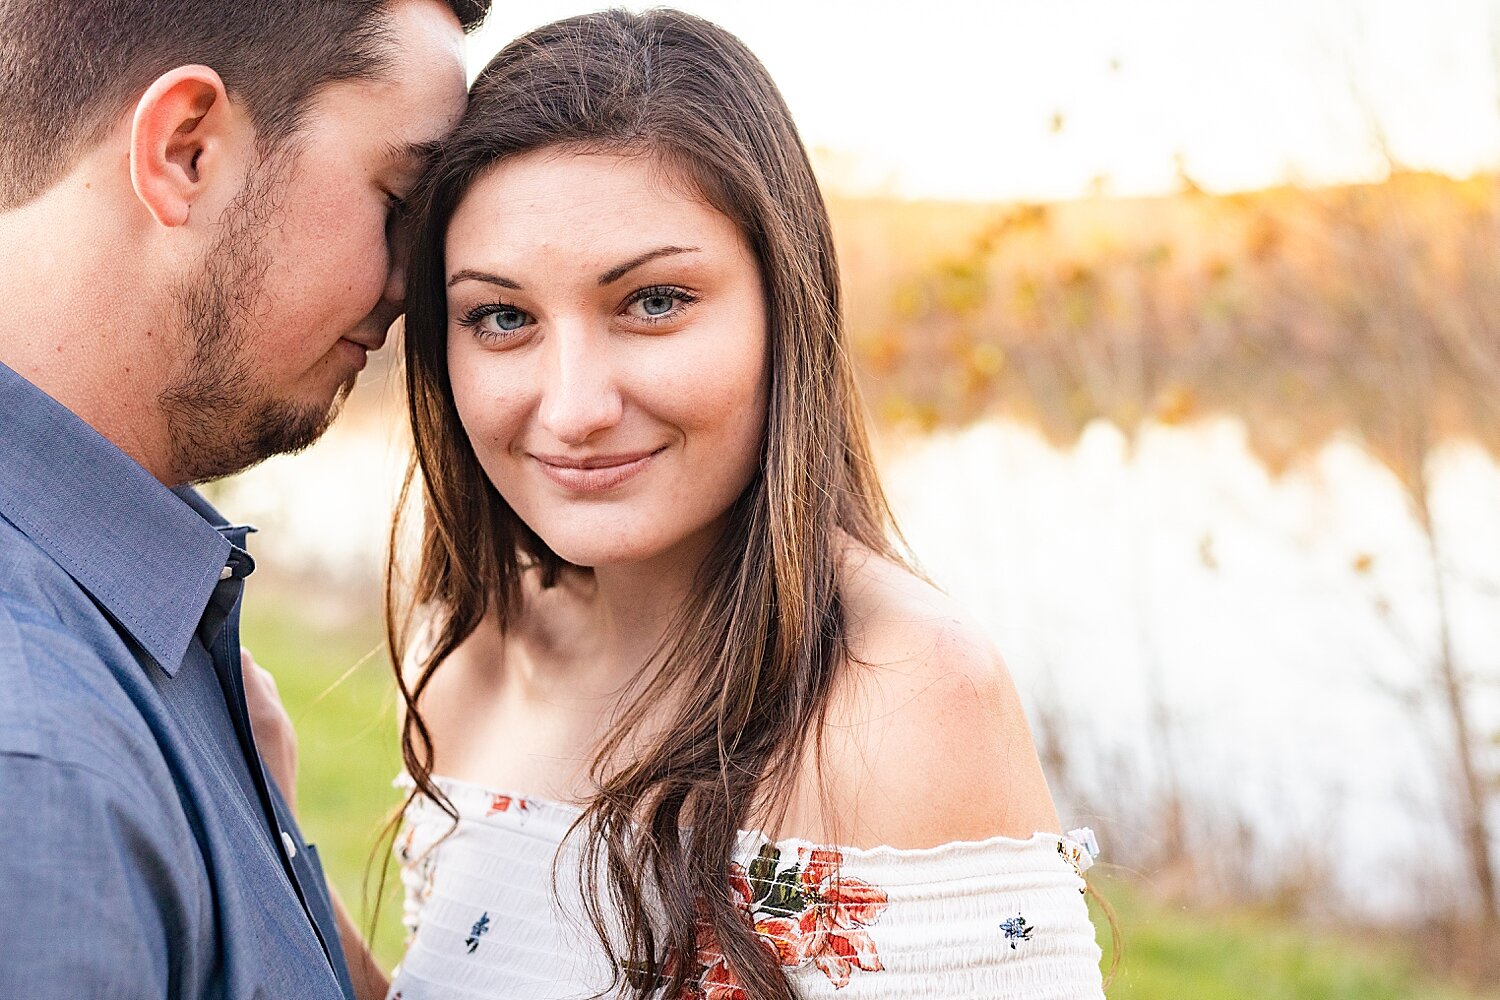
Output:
[0,361,236,675]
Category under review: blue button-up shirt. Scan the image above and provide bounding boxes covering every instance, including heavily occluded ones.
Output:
[0,361,354,999]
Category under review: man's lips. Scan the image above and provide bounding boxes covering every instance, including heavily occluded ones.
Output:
[335,338,370,373]
[341,333,387,352]
[337,332,387,373]
[531,447,666,492]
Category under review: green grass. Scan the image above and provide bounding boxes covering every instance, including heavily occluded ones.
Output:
[244,593,1500,996]
[241,589,409,967]
[1088,878,1498,1000]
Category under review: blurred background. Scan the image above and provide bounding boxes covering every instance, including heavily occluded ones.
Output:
[225,1,1500,995]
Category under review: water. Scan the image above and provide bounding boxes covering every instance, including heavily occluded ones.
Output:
[884,417,1500,915]
[223,411,1500,917]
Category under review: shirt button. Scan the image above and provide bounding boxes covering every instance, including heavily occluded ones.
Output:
[281,830,298,859]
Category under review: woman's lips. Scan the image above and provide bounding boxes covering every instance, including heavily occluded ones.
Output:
[532,447,664,493]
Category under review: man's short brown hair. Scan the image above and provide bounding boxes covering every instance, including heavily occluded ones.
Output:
[0,0,491,209]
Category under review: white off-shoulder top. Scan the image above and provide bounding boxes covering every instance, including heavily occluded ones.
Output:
[386,774,1106,1000]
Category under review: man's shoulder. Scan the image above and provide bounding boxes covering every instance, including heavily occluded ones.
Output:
[0,522,157,771]
[0,511,97,620]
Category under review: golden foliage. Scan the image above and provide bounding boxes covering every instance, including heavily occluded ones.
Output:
[829,172,1500,474]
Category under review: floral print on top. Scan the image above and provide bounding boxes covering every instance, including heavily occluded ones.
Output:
[386,774,1106,1000]
[998,913,1035,949]
[683,843,890,997]
[486,793,530,817]
[1056,826,1099,888]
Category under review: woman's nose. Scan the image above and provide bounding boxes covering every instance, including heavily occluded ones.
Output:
[537,325,623,445]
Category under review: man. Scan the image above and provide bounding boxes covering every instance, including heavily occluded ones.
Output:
[0,1,487,996]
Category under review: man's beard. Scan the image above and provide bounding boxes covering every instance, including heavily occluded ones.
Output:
[159,154,355,485]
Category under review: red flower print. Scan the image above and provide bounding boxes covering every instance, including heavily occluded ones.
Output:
[750,913,807,966]
[486,793,529,816]
[695,956,748,1000]
[677,847,888,994]
[677,863,788,1000]
[727,864,754,913]
[682,867,751,1000]
[788,848,888,988]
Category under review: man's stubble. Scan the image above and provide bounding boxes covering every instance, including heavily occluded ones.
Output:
[159,150,355,486]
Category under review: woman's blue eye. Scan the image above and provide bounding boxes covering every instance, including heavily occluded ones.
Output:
[628,286,696,322]
[457,303,534,340]
[492,308,529,331]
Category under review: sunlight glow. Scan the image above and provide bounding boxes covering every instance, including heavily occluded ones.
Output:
[467,0,1500,201]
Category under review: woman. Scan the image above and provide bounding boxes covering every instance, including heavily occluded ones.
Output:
[265,9,1107,999]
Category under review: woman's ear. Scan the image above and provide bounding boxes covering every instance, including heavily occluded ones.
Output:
[128,65,234,228]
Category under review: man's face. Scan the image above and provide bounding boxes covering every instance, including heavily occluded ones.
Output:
[163,0,467,483]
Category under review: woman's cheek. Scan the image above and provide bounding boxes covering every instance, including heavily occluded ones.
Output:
[449,352,497,449]
[658,318,764,420]
[453,354,532,459]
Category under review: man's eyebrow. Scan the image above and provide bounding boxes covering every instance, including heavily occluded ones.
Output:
[384,138,442,167]
[598,246,701,286]
[448,269,522,290]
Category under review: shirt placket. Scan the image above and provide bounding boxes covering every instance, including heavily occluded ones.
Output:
[200,529,342,986]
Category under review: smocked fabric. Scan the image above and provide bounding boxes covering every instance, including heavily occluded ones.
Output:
[386,774,1106,1000]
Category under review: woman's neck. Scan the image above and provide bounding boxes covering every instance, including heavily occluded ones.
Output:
[516,523,720,694]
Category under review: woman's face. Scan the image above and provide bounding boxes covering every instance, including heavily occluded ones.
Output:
[444,149,769,570]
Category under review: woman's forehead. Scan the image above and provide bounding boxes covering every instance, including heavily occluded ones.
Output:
[444,150,746,277]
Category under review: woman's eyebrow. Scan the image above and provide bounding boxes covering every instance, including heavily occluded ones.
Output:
[446,246,703,291]
[597,245,700,286]
[448,269,521,290]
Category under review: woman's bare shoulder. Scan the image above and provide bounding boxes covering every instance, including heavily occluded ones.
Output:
[398,607,504,690]
[786,544,1060,849]
[395,606,508,770]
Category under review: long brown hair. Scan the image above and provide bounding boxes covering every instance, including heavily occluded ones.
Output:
[388,10,901,997]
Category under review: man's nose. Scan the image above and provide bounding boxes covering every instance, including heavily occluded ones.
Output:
[382,255,407,310]
[538,325,623,445]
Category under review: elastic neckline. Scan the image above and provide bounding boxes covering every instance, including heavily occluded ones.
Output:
[397,771,1087,862]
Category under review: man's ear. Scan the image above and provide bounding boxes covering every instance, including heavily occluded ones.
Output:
[129,65,235,228]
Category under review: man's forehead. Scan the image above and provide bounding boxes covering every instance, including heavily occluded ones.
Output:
[350,0,468,134]
[309,17,466,156]
[381,0,468,84]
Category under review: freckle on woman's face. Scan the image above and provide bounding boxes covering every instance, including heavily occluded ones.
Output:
[444,150,769,569]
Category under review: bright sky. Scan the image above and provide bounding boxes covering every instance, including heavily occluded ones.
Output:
[466,0,1500,202]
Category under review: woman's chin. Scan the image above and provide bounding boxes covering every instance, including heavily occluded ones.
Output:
[520,508,725,575]
[532,522,721,575]
[535,533,661,571]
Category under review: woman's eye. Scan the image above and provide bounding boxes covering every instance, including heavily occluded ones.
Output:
[490,308,530,331]
[626,286,696,323]
[458,303,535,340]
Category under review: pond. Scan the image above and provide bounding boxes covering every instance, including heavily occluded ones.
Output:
[221,405,1500,919]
